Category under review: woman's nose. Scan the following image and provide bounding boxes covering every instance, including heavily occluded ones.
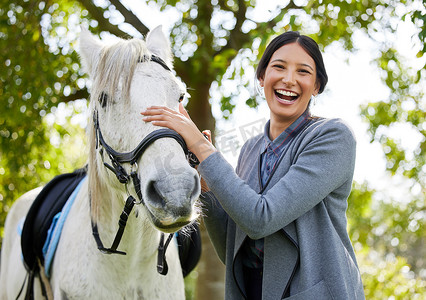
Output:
[282,70,296,85]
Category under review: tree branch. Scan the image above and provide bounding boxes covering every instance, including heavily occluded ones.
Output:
[217,0,232,12]
[61,87,90,103]
[214,0,250,56]
[256,1,300,32]
[76,0,131,38]
[109,0,150,35]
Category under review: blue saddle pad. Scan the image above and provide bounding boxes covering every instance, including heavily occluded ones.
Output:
[20,168,87,274]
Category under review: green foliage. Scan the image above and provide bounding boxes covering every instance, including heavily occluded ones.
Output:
[359,2,425,187]
[358,251,425,299]
[348,183,426,298]
[354,7,426,293]
[0,0,88,242]
[347,182,374,246]
[348,182,425,277]
[0,101,87,240]
[360,47,425,184]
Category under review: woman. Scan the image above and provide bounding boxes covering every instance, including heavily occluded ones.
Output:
[141,31,365,299]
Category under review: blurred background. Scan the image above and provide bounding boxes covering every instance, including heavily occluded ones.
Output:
[0,0,425,298]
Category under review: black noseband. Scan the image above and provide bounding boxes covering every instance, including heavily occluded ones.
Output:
[94,110,188,164]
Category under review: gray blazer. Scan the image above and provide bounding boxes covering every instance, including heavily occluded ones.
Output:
[198,117,365,300]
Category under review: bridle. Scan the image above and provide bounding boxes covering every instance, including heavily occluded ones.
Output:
[90,54,199,275]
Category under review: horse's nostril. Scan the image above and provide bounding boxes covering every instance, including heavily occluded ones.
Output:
[190,173,201,201]
[147,180,165,208]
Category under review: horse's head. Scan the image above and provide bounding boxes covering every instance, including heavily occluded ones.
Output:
[79,26,200,233]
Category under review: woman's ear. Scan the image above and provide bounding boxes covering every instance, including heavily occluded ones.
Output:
[259,77,264,87]
[314,81,320,96]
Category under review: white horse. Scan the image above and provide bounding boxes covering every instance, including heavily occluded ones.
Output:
[0,26,201,299]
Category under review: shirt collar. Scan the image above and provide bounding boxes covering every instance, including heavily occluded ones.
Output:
[261,109,311,153]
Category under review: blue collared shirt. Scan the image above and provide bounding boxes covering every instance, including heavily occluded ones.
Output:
[243,109,312,269]
[260,110,312,188]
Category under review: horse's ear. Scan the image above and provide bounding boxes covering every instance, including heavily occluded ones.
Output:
[146,25,173,67]
[79,26,103,76]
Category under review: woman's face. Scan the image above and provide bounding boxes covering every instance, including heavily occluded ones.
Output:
[259,42,319,129]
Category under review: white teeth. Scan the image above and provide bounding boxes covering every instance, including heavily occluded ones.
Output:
[279,99,294,104]
[276,90,298,97]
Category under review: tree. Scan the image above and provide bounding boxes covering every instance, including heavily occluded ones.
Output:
[1,0,425,298]
[0,0,89,237]
[357,0,425,284]
[347,182,425,298]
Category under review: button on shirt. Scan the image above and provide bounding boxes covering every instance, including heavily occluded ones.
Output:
[242,109,312,269]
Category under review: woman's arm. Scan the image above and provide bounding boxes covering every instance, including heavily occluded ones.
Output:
[199,138,252,263]
[198,120,356,240]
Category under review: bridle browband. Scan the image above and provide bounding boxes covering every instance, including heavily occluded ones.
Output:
[90,54,199,276]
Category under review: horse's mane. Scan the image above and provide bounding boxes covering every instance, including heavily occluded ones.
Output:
[91,38,151,107]
[87,37,151,222]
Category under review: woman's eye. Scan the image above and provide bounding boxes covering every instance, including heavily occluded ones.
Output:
[272,64,285,69]
[299,69,311,74]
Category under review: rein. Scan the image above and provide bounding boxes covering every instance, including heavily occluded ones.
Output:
[90,54,199,275]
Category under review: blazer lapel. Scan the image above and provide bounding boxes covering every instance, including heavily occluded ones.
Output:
[263,228,299,299]
[233,149,262,258]
[282,221,298,247]
[234,225,246,259]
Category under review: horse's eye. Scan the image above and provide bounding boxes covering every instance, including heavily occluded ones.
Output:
[99,92,108,108]
[178,93,185,103]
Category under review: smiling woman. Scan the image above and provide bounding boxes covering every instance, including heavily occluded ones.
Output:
[256,32,327,140]
[142,31,365,300]
[259,43,319,139]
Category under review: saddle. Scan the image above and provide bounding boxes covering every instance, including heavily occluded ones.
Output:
[19,168,87,299]
[20,168,201,299]
[21,168,87,275]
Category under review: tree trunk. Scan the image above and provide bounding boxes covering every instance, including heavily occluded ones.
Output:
[186,82,216,137]
[185,81,225,299]
[195,221,226,300]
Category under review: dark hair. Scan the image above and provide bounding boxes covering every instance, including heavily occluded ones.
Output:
[256,31,328,94]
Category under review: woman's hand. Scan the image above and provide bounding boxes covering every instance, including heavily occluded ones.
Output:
[141,103,216,163]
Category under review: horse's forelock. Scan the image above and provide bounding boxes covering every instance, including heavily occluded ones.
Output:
[91,38,151,109]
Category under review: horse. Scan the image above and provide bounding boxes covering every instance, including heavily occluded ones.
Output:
[0,26,201,299]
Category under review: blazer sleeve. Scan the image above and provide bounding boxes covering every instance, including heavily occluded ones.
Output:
[198,119,356,240]
[199,140,253,262]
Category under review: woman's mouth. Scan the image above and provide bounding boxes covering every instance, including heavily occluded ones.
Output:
[275,89,299,104]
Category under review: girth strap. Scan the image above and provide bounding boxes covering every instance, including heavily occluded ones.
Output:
[24,271,35,300]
